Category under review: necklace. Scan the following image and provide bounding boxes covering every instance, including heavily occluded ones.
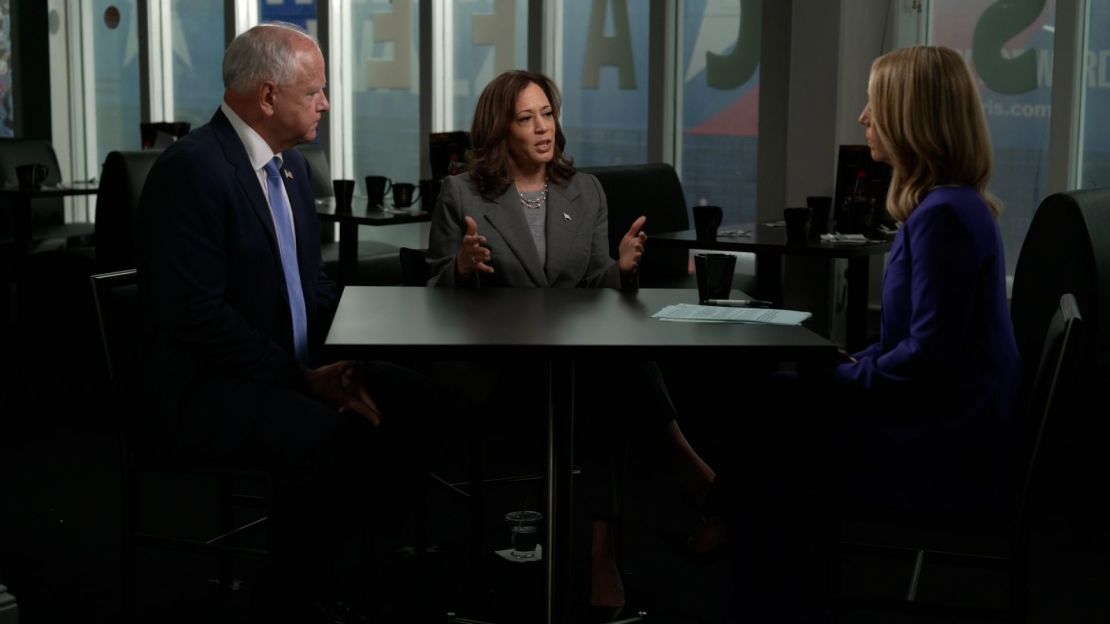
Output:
[518,182,548,210]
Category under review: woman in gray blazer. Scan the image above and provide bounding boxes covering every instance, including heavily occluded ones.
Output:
[427,70,714,616]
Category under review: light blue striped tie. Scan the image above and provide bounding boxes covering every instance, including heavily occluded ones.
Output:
[264,157,309,366]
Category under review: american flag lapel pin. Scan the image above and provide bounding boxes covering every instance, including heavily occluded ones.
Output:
[284,169,294,180]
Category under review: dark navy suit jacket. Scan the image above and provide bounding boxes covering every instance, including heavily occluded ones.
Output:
[135,109,338,450]
[832,186,1021,510]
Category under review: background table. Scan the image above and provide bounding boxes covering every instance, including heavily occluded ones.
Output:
[325,286,837,623]
[316,197,432,284]
[652,223,892,351]
[0,182,99,258]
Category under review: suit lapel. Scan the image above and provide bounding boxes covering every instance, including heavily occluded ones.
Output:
[543,180,584,284]
[211,111,281,256]
[483,187,548,286]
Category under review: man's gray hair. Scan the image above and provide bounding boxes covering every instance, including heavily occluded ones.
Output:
[223,22,318,93]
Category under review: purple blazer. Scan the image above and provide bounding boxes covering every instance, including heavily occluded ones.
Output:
[833,186,1021,509]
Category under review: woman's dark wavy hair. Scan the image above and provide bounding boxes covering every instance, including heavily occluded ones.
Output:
[467,70,576,201]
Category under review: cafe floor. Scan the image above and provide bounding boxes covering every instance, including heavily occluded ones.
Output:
[2,264,1108,623]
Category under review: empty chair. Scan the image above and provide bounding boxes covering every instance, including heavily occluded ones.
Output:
[578,163,692,288]
[93,150,162,272]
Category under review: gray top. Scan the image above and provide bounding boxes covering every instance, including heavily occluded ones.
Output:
[519,187,548,266]
[426,173,622,289]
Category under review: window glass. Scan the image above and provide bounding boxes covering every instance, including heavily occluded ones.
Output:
[560,0,650,166]
[170,0,224,129]
[1080,1,1110,189]
[260,0,319,37]
[680,0,760,224]
[931,0,1056,275]
[1,0,12,138]
[93,0,141,161]
[350,0,421,191]
[450,0,528,131]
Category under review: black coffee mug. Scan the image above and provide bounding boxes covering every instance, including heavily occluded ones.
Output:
[694,253,736,303]
[391,182,420,208]
[692,205,723,243]
[365,175,393,208]
[332,179,355,214]
[419,178,441,211]
[805,195,832,241]
[783,206,811,245]
[16,163,48,191]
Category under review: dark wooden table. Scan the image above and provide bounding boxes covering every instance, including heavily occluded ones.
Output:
[326,286,837,623]
[316,197,431,284]
[0,182,99,258]
[652,222,893,351]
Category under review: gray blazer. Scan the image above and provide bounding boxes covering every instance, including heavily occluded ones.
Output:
[427,172,623,288]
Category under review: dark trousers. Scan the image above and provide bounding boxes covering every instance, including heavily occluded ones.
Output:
[465,359,677,522]
[175,361,438,616]
[702,370,1012,622]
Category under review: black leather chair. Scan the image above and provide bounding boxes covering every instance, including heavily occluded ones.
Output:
[1009,188,1108,391]
[0,138,95,250]
[835,292,1084,621]
[295,143,403,286]
[93,150,162,272]
[579,163,693,288]
[91,269,270,623]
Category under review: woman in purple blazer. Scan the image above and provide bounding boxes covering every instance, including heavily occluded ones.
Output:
[686,46,1022,596]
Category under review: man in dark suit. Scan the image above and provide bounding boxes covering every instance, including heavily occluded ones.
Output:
[135,22,426,623]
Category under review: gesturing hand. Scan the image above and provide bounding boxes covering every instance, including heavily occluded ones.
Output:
[457,216,494,276]
[303,360,383,426]
[618,215,648,274]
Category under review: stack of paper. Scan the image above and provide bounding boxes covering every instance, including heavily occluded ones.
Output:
[652,303,811,325]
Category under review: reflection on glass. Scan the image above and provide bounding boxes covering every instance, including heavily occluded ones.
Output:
[931,0,1056,274]
[93,0,141,161]
[351,0,421,192]
[680,0,760,225]
[451,0,528,131]
[170,0,224,129]
[1081,1,1109,189]
[560,0,649,165]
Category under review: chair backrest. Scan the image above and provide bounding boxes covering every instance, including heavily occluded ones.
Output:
[91,269,139,384]
[578,163,690,285]
[0,138,65,229]
[94,150,162,272]
[1015,293,1084,528]
[399,247,430,286]
[295,143,333,199]
[1011,189,1108,388]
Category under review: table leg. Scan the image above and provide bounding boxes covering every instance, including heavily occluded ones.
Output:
[845,257,871,352]
[338,221,358,286]
[12,195,33,258]
[755,253,783,304]
[546,360,574,624]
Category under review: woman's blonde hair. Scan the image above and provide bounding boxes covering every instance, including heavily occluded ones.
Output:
[868,45,1001,222]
